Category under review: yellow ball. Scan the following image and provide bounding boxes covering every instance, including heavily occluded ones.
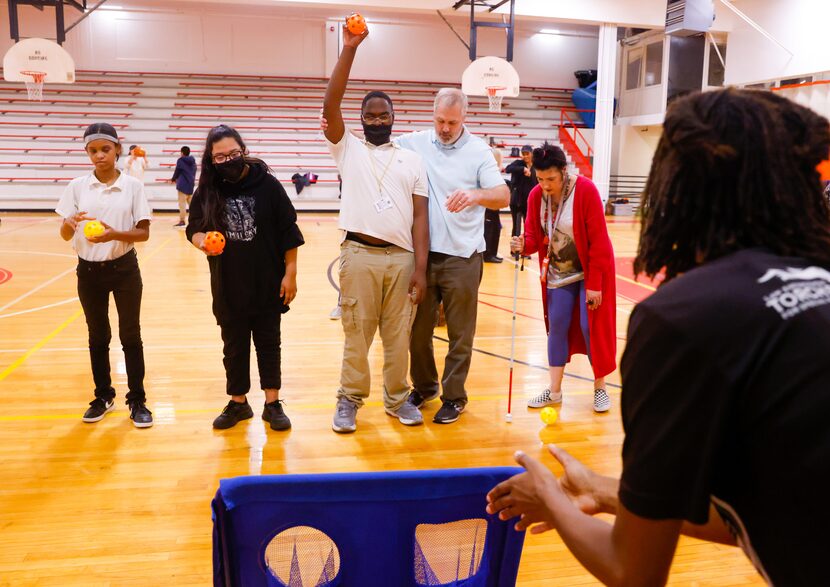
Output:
[84,220,105,239]
[540,407,558,426]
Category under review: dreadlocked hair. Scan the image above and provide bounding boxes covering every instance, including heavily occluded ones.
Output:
[634,88,830,283]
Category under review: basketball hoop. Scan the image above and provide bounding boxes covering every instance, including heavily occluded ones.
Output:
[21,71,46,101]
[486,86,505,113]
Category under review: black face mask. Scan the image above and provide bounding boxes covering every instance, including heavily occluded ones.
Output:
[215,158,247,183]
[362,123,393,146]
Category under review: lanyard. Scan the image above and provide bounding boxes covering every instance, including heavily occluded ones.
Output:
[365,141,396,198]
[543,174,574,256]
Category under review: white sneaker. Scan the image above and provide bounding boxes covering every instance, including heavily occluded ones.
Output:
[527,388,562,408]
[593,389,611,413]
[385,401,424,426]
[329,306,342,320]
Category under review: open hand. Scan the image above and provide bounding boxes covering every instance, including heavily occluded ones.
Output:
[445,189,480,213]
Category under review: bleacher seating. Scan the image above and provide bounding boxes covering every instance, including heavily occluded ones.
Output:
[0,69,577,211]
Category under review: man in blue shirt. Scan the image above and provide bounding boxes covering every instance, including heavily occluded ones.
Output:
[397,88,509,424]
[171,145,197,227]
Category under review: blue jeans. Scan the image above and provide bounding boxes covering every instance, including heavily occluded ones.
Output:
[546,281,589,367]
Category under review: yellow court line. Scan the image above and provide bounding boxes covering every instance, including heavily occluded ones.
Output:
[0,309,84,383]
[615,273,657,292]
[0,235,174,383]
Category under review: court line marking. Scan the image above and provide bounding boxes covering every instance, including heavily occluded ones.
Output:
[0,248,75,259]
[0,266,76,314]
[0,297,79,320]
[0,334,550,354]
[0,235,174,383]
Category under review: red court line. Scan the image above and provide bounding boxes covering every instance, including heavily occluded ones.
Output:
[478,290,537,302]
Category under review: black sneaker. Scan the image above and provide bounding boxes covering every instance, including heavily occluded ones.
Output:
[82,398,114,423]
[408,389,440,409]
[262,400,291,431]
[213,399,254,430]
[433,400,465,424]
[128,401,154,428]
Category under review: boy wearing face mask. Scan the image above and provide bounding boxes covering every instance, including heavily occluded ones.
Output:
[323,23,429,433]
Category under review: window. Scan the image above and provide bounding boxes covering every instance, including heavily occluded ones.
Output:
[626,47,643,90]
[707,43,726,87]
[645,41,663,86]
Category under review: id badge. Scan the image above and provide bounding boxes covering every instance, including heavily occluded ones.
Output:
[540,256,550,286]
[374,195,393,214]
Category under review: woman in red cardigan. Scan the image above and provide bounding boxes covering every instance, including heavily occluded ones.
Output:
[510,144,616,412]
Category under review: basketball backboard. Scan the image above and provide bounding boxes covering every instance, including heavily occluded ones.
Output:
[3,37,76,84]
[461,56,520,98]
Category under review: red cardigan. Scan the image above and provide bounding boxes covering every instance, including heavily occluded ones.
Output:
[522,176,617,378]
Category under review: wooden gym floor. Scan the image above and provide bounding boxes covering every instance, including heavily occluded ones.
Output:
[0,212,763,586]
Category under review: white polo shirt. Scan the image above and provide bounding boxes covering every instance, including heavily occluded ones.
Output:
[326,130,428,252]
[55,171,152,262]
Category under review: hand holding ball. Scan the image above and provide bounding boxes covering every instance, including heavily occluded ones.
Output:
[346,13,366,35]
[203,231,226,255]
[83,220,105,240]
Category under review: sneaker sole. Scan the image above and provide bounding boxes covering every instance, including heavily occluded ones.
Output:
[527,399,562,408]
[332,423,356,434]
[594,404,611,413]
[384,408,423,426]
[212,412,254,430]
[82,403,115,423]
[262,414,292,431]
[433,404,465,424]
[132,419,154,429]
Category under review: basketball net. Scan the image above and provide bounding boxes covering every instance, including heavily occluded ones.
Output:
[21,71,46,101]
[486,86,505,113]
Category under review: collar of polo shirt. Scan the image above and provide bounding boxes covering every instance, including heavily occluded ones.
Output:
[431,127,470,150]
[89,170,126,191]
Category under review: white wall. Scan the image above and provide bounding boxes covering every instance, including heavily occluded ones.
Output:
[725,0,830,85]
[611,125,662,177]
[0,2,598,89]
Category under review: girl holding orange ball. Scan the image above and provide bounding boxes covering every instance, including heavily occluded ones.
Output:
[187,125,305,432]
[56,122,154,428]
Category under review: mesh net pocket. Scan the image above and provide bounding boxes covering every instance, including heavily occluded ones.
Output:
[264,526,340,587]
[414,518,488,586]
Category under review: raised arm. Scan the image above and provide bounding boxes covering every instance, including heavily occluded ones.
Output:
[323,25,368,144]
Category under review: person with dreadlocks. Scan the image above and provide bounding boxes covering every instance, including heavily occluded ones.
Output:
[510,143,617,413]
[488,88,830,586]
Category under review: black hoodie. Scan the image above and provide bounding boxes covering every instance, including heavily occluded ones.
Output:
[187,164,305,322]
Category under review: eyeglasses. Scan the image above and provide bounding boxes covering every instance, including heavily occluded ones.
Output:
[213,150,244,164]
[362,113,393,125]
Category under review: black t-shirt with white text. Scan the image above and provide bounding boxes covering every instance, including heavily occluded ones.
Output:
[620,248,830,585]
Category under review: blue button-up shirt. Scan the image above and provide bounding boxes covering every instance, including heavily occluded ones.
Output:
[396,128,504,257]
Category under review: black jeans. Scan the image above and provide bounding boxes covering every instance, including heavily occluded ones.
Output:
[218,310,282,396]
[76,249,145,403]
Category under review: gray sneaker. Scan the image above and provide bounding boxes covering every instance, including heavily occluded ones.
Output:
[332,397,357,433]
[386,401,424,426]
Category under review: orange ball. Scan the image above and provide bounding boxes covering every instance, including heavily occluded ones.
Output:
[203,231,226,254]
[346,13,366,35]
[133,147,145,157]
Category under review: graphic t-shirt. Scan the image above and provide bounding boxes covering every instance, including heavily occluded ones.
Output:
[619,248,830,585]
[187,164,305,320]
[540,182,583,288]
